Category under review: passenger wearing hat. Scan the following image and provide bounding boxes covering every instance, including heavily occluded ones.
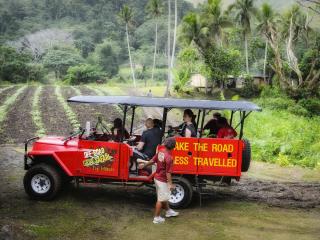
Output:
[139,137,179,224]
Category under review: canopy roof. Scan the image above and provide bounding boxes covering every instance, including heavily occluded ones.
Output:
[67,95,262,111]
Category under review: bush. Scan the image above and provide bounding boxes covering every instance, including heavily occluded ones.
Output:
[298,98,320,116]
[0,45,45,83]
[287,105,309,117]
[64,64,104,85]
[240,75,261,98]
[256,97,295,110]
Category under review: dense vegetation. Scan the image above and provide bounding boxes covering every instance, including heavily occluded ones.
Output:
[0,0,193,84]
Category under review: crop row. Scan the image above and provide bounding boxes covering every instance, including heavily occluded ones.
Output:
[55,86,80,132]
[0,86,26,125]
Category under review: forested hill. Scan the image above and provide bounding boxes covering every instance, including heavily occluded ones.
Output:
[0,0,193,45]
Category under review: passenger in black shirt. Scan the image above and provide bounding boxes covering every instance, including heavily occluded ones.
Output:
[136,118,162,158]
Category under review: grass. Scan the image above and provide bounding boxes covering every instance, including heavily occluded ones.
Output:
[4,198,319,240]
[31,86,46,136]
[55,85,80,131]
[243,108,320,169]
[0,86,26,124]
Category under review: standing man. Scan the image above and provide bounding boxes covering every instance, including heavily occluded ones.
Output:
[140,137,179,224]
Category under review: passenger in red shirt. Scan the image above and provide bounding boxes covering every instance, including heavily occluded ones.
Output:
[140,137,179,224]
[216,117,237,139]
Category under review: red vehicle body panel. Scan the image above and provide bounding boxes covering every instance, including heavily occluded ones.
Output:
[28,136,244,182]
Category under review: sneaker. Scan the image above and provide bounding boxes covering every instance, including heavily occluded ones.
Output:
[165,209,179,218]
[153,216,165,224]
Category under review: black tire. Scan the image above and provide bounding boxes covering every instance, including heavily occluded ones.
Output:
[169,177,193,209]
[241,139,251,172]
[23,163,62,200]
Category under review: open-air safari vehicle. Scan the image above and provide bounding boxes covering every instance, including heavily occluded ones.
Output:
[24,96,261,208]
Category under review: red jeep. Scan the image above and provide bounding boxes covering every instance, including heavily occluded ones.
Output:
[23,96,261,208]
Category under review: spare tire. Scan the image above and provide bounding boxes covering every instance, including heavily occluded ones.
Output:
[241,139,251,172]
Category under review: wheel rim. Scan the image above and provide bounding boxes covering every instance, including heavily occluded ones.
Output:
[31,174,51,194]
[169,184,185,204]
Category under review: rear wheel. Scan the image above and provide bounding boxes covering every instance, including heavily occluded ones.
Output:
[23,163,62,200]
[169,177,193,209]
[241,139,251,172]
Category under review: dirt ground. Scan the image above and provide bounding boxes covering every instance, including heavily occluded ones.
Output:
[0,145,319,240]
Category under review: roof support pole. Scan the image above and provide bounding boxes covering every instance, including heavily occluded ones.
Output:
[199,110,206,138]
[121,105,128,142]
[239,111,246,140]
[196,109,201,129]
[161,108,168,141]
[130,106,135,135]
[229,111,234,127]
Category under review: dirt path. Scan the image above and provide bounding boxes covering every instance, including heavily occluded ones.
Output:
[40,86,73,136]
[0,87,36,144]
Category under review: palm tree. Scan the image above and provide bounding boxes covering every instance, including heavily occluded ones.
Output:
[119,5,136,88]
[257,3,276,83]
[179,12,209,53]
[204,0,232,47]
[146,0,163,83]
[171,0,178,68]
[228,0,257,74]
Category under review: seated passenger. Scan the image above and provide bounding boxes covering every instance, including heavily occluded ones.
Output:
[153,118,163,131]
[136,118,162,159]
[203,112,221,137]
[180,109,197,138]
[216,117,237,139]
[111,118,129,142]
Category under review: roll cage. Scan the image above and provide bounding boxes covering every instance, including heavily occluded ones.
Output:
[67,95,262,140]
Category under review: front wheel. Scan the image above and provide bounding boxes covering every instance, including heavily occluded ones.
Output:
[169,177,193,209]
[23,163,62,200]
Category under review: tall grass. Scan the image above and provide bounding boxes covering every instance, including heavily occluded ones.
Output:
[244,108,320,169]
[32,86,46,136]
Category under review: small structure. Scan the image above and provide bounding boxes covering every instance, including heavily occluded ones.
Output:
[190,74,212,91]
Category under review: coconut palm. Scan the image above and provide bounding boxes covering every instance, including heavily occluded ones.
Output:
[179,12,209,52]
[228,0,257,74]
[171,0,178,68]
[204,0,232,46]
[146,0,163,83]
[257,3,276,83]
[119,5,136,88]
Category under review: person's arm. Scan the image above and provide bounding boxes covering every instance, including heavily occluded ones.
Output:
[139,154,156,169]
[136,141,145,151]
[166,156,175,190]
[137,132,147,150]
[185,128,192,137]
[167,172,174,190]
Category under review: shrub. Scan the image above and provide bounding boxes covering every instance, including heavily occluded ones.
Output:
[240,74,261,98]
[298,98,320,116]
[64,64,104,85]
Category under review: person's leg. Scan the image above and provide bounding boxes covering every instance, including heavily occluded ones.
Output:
[154,201,162,217]
[162,201,170,211]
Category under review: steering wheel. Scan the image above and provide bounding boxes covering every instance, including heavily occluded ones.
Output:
[95,116,111,135]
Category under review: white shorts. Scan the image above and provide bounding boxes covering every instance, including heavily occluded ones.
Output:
[154,179,171,202]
